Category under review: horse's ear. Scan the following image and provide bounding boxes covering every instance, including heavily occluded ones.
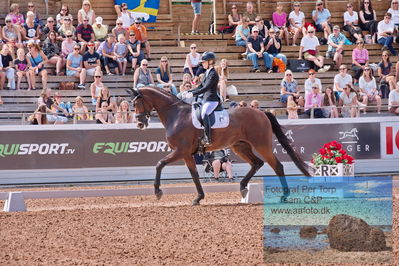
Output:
[126,88,139,100]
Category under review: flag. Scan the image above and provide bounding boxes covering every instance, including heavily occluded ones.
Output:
[115,0,160,23]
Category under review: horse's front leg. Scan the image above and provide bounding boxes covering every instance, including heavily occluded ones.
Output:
[184,155,204,206]
[155,150,183,200]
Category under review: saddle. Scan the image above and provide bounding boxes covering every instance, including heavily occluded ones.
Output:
[191,102,229,129]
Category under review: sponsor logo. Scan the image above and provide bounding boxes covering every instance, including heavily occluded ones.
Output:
[338,127,369,152]
[93,141,172,155]
[273,129,305,154]
[381,123,399,158]
[0,143,74,157]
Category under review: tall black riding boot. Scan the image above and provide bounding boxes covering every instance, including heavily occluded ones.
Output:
[202,114,212,146]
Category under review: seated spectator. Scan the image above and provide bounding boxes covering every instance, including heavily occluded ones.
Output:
[72,96,89,120]
[243,1,257,26]
[351,39,369,84]
[219,4,241,34]
[27,2,43,26]
[61,31,77,58]
[359,66,381,114]
[334,65,353,100]
[326,25,345,69]
[312,0,332,39]
[54,92,73,117]
[76,16,95,52]
[7,4,24,28]
[38,88,68,124]
[377,13,397,56]
[247,26,267,73]
[2,16,23,54]
[66,44,87,89]
[280,70,304,108]
[83,41,101,77]
[129,18,151,60]
[179,73,193,92]
[299,26,330,72]
[42,17,60,41]
[378,51,396,94]
[95,101,115,124]
[322,87,339,118]
[127,31,144,71]
[14,48,32,90]
[22,11,41,44]
[56,5,73,28]
[27,43,48,90]
[255,16,268,39]
[93,17,108,45]
[389,82,399,114]
[28,104,47,125]
[216,59,229,101]
[207,149,234,181]
[96,86,116,112]
[264,28,287,73]
[287,96,299,119]
[43,31,65,76]
[250,99,260,109]
[343,3,363,43]
[305,84,324,118]
[114,3,133,29]
[339,84,359,117]
[134,59,154,88]
[239,101,247,107]
[114,34,128,76]
[235,17,251,47]
[112,19,128,40]
[180,81,192,93]
[58,16,75,39]
[388,0,399,27]
[183,44,201,77]
[304,69,322,96]
[78,0,95,25]
[97,34,118,75]
[90,70,105,105]
[289,2,305,46]
[359,0,378,43]
[156,56,177,95]
[0,44,16,90]
[272,2,289,45]
[115,100,134,124]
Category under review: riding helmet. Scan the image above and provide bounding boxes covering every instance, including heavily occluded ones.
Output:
[201,51,216,62]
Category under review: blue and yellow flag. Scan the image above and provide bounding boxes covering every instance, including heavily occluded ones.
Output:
[115,0,160,23]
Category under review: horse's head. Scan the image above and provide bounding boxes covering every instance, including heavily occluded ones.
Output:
[126,88,152,130]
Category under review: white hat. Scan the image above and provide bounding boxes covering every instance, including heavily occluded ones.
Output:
[95,17,103,24]
[252,26,259,33]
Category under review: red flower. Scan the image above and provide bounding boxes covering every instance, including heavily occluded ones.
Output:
[319,148,327,155]
[335,157,343,163]
[339,149,347,155]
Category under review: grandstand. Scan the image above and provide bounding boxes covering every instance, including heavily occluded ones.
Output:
[0,0,396,125]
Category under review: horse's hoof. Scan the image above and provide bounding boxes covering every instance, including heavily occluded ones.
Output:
[192,199,200,206]
[240,188,248,198]
[155,189,163,200]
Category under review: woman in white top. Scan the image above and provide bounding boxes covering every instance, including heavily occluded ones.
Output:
[339,84,359,117]
[388,82,399,114]
[183,43,201,77]
[359,66,381,113]
[343,3,362,42]
[288,2,305,46]
[304,69,322,95]
[388,0,399,26]
[78,0,95,25]
[90,70,105,106]
[114,3,132,28]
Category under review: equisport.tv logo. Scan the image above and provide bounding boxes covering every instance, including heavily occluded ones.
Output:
[0,143,74,157]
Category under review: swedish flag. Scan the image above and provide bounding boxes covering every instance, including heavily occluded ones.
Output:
[115,0,160,22]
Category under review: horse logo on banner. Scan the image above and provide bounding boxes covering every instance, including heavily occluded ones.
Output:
[115,0,160,22]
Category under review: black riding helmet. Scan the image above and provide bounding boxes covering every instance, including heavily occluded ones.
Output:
[201,51,216,62]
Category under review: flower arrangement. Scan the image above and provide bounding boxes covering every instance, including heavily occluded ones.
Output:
[311,141,354,167]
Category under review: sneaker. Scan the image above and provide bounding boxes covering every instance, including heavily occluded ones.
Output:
[323,65,331,71]
[249,69,256,73]
[318,68,327,73]
[78,84,86,89]
[191,31,196,35]
[255,69,261,73]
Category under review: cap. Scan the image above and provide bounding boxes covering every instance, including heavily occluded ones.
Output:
[316,0,323,4]
[95,17,103,24]
[333,25,340,30]
[252,26,259,33]
[135,17,142,23]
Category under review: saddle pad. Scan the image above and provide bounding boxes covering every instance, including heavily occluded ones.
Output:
[191,105,230,129]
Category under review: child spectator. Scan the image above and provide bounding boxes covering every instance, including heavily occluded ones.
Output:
[114,3,133,29]
[56,5,73,28]
[272,2,289,45]
[128,18,151,60]
[14,48,32,90]
[156,56,177,94]
[359,0,378,43]
[22,11,40,44]
[312,0,332,39]
[66,44,87,89]
[97,34,118,75]
[90,70,105,106]
[289,2,305,46]
[343,3,363,43]
[83,41,101,77]
[27,43,48,90]
[78,0,96,25]
[114,34,128,76]
[61,31,77,58]
[250,99,260,109]
[184,44,201,77]
[54,92,73,117]
[72,96,89,120]
[115,100,134,124]
[322,87,339,118]
[0,44,16,90]
[127,31,144,71]
[76,16,95,52]
[287,96,299,119]
[43,31,65,76]
[37,88,68,124]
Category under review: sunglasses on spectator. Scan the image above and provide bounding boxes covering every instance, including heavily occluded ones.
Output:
[48,20,55,23]
[294,5,300,7]
[347,5,352,8]
[255,20,260,22]
[339,68,346,70]
[88,44,94,47]
[312,87,318,89]
[308,31,315,33]
[62,9,67,11]
[84,19,89,22]
[269,31,275,34]
[286,74,292,76]
[191,46,197,49]
[64,18,71,21]
[67,35,73,37]
[357,41,364,44]
[136,22,141,24]
[5,20,11,23]
[142,64,148,66]
[117,23,123,25]
[364,68,371,71]
[250,105,258,108]
[382,54,389,56]
[232,6,237,9]
[95,76,101,78]
[393,2,398,4]
[161,60,168,63]
[123,8,128,10]
[317,3,323,6]
[84,4,90,6]
[130,34,135,36]
[74,47,80,50]
[28,5,34,8]
[309,73,315,75]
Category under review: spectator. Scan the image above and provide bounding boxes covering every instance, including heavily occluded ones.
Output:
[287,96,299,119]
[29,104,47,125]
[156,56,177,95]
[304,69,322,96]
[66,44,87,89]
[114,3,133,29]
[359,66,381,114]
[54,92,73,117]
[339,84,359,117]
[58,16,75,39]
[272,2,289,45]
[93,17,108,45]
[2,16,23,55]
[112,19,128,40]
[224,4,241,33]
[27,2,42,26]
[250,99,260,109]
[179,73,193,92]
[22,11,40,44]
[183,44,201,77]
[280,69,304,107]
[0,44,16,90]
[216,59,229,101]
[239,101,247,107]
[388,0,399,26]
[359,0,378,44]
[264,28,287,73]
[114,34,128,76]
[97,34,118,75]
[378,51,396,93]
[127,31,144,71]
[72,96,89,120]
[343,3,362,43]
[191,0,202,34]
[90,70,105,105]
[115,100,134,123]
[61,31,77,58]
[289,2,305,46]
[312,0,332,39]
[14,48,32,90]
[78,0,96,25]
[42,17,60,41]
[247,26,267,73]
[38,88,68,124]
[255,16,268,39]
[322,87,339,118]
[43,31,65,76]
[334,65,353,100]
[389,82,399,114]
[27,43,48,90]
[134,59,154,88]
[377,13,397,56]
[299,26,330,72]
[305,84,324,118]
[83,41,101,77]
[56,5,73,28]
[96,86,115,112]
[351,38,369,84]
[236,17,251,48]
[327,25,345,69]
[207,149,234,181]
[76,16,95,53]
[7,4,24,27]
[129,18,151,60]
[243,2,257,25]
[95,101,115,124]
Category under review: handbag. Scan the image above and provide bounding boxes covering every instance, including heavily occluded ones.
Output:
[60,82,76,90]
[288,59,311,72]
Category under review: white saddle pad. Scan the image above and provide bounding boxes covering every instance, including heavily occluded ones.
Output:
[191,106,230,129]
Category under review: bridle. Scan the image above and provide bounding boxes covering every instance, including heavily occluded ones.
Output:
[131,88,151,121]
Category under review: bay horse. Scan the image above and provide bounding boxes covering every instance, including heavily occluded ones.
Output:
[127,86,310,205]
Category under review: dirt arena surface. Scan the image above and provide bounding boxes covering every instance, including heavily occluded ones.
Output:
[0,184,397,265]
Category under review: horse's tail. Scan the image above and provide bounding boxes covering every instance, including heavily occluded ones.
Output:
[265,112,311,176]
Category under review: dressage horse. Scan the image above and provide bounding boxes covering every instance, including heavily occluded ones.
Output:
[128,86,310,205]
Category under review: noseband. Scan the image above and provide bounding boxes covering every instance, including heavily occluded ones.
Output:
[132,88,151,120]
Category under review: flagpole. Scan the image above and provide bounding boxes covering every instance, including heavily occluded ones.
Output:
[213,0,216,34]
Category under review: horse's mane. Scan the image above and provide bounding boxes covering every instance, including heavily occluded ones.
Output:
[142,86,190,106]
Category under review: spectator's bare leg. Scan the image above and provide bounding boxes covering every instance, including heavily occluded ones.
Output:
[334,51,343,69]
[26,71,32,90]
[0,72,5,89]
[80,69,87,85]
[114,67,120,75]
[30,70,36,90]
[292,28,300,45]
[376,95,382,113]
[122,61,127,76]
[145,41,151,59]
[41,70,48,89]
[387,76,396,91]
[56,56,63,75]
[212,160,221,179]
[308,56,323,68]
[192,14,200,33]
[362,95,368,113]
[283,28,290,45]
[297,96,304,107]
[219,79,227,101]
[131,58,138,70]
[222,161,234,179]
[16,72,23,90]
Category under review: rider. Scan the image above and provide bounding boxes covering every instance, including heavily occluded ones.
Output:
[181,52,220,146]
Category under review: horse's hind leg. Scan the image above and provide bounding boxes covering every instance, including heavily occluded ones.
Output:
[231,141,264,198]
[184,155,204,205]
[155,150,183,200]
